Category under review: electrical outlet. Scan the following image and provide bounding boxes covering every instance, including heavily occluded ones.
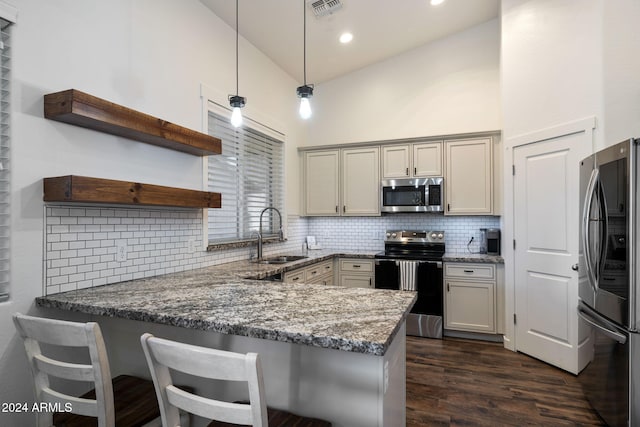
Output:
[116,241,127,262]
[188,237,198,253]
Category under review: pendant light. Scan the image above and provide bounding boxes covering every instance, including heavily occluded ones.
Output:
[229,0,245,128]
[296,0,314,120]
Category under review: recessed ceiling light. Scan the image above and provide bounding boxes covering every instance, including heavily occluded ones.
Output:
[430,0,445,5]
[339,32,353,44]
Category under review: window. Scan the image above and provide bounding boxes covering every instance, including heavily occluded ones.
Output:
[207,109,284,244]
[0,18,11,302]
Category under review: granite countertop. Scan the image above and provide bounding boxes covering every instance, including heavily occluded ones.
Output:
[443,252,504,264]
[36,250,416,356]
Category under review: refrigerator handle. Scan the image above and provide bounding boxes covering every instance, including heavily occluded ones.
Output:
[578,304,627,344]
[582,168,599,293]
[597,179,609,281]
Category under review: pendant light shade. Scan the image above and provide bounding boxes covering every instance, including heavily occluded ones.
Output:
[229,0,245,128]
[297,0,314,120]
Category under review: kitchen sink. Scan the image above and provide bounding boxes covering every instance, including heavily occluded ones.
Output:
[256,255,308,264]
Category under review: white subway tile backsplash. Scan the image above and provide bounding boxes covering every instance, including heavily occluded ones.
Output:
[44,205,500,295]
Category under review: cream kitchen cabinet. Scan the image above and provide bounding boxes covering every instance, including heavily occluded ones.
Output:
[303,150,340,216]
[444,263,496,333]
[303,147,379,216]
[283,259,334,285]
[381,142,443,179]
[338,258,374,288]
[342,147,380,215]
[444,137,493,215]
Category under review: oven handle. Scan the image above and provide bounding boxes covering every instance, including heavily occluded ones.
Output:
[420,261,442,268]
[375,259,442,268]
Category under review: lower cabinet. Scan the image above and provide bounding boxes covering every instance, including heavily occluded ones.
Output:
[281,258,375,288]
[444,263,496,333]
[283,259,334,285]
[338,259,374,288]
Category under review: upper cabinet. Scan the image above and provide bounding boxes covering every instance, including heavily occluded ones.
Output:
[301,132,499,217]
[381,142,443,179]
[444,137,493,215]
[304,150,340,216]
[342,147,380,216]
[303,147,380,216]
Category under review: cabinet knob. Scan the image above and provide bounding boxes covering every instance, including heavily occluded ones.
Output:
[406,167,409,176]
[571,264,579,271]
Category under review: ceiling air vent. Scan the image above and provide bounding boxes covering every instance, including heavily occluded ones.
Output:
[307,0,343,18]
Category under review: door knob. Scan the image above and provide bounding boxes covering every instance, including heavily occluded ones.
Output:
[571,264,579,271]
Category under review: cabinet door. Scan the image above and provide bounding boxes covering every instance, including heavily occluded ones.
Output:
[445,280,495,333]
[413,142,443,177]
[340,274,373,288]
[342,147,380,216]
[304,150,340,216]
[445,138,493,215]
[283,268,305,284]
[382,145,410,179]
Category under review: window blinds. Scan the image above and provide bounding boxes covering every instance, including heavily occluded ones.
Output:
[0,19,10,302]
[207,111,284,243]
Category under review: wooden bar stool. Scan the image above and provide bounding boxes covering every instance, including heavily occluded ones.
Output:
[140,333,331,427]
[13,313,165,427]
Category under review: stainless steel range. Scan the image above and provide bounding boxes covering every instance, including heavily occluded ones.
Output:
[374,230,445,338]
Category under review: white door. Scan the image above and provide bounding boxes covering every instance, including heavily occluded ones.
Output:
[513,131,590,374]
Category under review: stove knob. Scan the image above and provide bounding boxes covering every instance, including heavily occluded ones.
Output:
[391,233,397,238]
[430,233,437,239]
[438,233,444,239]
[386,233,391,238]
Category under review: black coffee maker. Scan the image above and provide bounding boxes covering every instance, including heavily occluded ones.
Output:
[486,228,501,255]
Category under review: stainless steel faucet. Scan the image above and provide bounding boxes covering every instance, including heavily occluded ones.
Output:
[253,207,283,261]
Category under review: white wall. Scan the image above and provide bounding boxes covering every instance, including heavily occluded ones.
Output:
[601,1,640,146]
[306,19,501,146]
[501,0,603,145]
[0,0,305,424]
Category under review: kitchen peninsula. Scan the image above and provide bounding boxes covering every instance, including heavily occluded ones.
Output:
[36,252,416,427]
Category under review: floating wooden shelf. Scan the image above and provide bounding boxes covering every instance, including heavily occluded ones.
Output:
[44,89,221,156]
[44,176,221,209]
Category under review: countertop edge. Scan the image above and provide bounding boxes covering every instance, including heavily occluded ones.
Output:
[37,250,414,357]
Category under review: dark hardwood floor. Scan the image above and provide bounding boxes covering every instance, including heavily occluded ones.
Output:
[406,336,606,426]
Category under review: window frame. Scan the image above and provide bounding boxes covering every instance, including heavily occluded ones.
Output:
[203,98,286,248]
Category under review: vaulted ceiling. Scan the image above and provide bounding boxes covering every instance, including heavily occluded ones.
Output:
[200,0,500,84]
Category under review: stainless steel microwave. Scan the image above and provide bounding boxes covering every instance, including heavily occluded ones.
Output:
[381,177,444,213]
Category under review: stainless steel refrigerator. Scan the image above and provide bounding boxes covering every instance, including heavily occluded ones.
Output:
[578,138,640,426]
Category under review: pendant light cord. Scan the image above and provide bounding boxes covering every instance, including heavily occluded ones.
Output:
[236,0,239,96]
[303,0,306,85]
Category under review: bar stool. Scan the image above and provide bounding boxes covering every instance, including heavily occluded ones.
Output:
[140,333,331,427]
[13,313,165,427]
